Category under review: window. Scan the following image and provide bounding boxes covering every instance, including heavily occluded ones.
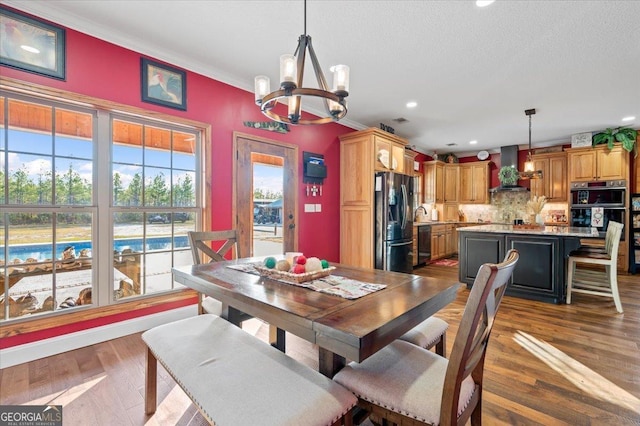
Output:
[0,92,203,321]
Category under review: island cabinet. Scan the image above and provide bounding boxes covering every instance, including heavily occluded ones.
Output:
[530,151,568,202]
[458,161,490,204]
[458,226,596,304]
[567,144,629,182]
[339,128,409,268]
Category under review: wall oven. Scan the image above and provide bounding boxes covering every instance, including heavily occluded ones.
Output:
[570,180,626,238]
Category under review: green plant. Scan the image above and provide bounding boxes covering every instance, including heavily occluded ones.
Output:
[498,166,519,186]
[592,126,638,157]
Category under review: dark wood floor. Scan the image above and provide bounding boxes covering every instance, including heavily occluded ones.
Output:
[1,264,639,425]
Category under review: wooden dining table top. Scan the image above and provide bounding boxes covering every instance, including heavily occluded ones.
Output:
[173,257,460,376]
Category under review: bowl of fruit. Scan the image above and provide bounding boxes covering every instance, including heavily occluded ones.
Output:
[254,254,335,284]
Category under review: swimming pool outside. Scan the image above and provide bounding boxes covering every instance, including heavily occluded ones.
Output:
[6,235,190,262]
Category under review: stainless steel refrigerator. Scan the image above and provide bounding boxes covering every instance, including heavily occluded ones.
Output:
[374,172,414,273]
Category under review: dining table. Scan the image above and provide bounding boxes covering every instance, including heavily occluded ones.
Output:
[172,257,460,377]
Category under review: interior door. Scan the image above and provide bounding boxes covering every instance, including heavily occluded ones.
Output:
[234,132,298,257]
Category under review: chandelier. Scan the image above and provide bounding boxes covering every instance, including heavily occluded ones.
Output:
[254,0,349,125]
[519,108,543,180]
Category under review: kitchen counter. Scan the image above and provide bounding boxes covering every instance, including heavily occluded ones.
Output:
[458,225,598,304]
[458,224,599,238]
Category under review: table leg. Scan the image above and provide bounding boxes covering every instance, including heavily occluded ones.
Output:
[318,347,345,378]
[269,326,286,352]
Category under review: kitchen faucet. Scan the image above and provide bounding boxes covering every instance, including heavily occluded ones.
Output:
[415,205,428,221]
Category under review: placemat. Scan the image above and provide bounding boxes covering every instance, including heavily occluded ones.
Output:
[226,263,386,300]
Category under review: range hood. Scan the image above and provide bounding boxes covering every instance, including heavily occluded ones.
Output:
[489,145,529,193]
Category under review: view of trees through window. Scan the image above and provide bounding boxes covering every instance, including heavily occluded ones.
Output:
[0,94,203,322]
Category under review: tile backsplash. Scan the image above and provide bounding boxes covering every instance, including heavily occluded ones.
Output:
[460,192,567,224]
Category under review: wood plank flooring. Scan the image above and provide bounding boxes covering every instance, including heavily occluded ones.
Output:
[1,264,639,425]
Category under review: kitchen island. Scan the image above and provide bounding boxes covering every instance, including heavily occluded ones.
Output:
[458,224,599,304]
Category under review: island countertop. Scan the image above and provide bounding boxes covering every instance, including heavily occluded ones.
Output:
[457,224,599,238]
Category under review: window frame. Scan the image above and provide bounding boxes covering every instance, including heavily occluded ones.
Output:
[0,77,210,328]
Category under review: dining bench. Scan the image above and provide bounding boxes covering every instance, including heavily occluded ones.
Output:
[142,314,356,426]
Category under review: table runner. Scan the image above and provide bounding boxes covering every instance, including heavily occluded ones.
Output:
[226,264,386,300]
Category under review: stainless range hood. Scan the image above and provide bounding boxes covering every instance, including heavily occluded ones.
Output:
[489,145,529,193]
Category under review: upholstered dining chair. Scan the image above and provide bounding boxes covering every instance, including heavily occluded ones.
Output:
[398,316,449,356]
[187,230,286,351]
[333,249,519,426]
[566,221,624,313]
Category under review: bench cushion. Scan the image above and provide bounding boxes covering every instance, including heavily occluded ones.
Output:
[142,314,356,426]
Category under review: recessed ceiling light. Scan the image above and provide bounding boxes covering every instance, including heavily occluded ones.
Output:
[476,0,495,7]
[622,116,636,122]
[406,101,417,108]
[469,140,478,145]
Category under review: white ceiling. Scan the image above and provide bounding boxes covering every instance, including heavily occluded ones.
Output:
[4,0,640,157]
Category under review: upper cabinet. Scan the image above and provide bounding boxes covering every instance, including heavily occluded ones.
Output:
[530,151,567,202]
[443,164,459,203]
[567,145,629,182]
[374,132,408,174]
[423,160,444,203]
[458,162,490,204]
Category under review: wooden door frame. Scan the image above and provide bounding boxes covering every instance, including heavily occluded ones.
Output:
[232,131,299,256]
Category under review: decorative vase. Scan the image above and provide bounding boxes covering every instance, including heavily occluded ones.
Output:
[535,214,544,226]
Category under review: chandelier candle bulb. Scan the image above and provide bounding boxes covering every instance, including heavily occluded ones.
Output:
[332,64,350,94]
[280,54,297,87]
[254,75,270,103]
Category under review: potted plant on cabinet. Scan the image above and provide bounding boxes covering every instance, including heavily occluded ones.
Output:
[592,126,638,157]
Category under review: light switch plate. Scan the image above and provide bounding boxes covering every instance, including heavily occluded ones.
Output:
[315,204,322,212]
[304,204,315,213]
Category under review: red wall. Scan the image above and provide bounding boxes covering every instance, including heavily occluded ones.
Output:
[0,9,352,263]
[0,8,359,348]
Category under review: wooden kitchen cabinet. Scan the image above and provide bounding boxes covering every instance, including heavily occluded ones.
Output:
[423,160,444,203]
[404,150,417,177]
[339,128,409,268]
[567,144,629,182]
[445,224,456,255]
[443,203,460,222]
[430,225,446,260]
[374,133,407,174]
[412,226,419,267]
[458,161,490,204]
[443,164,459,203]
[530,151,567,202]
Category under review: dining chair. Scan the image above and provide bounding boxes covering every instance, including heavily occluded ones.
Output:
[187,230,286,351]
[566,221,624,313]
[333,249,519,426]
[188,230,238,316]
[398,316,448,357]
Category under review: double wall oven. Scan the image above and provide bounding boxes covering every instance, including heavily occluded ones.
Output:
[570,180,626,238]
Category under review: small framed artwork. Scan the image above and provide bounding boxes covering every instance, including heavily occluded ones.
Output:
[571,132,592,148]
[141,58,186,111]
[0,7,66,80]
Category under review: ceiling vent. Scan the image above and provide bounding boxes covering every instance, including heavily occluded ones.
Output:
[392,117,408,123]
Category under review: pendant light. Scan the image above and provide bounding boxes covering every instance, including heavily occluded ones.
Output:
[254,0,349,125]
[519,108,543,179]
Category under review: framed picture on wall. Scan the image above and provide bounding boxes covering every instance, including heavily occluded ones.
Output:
[0,7,66,80]
[141,58,187,111]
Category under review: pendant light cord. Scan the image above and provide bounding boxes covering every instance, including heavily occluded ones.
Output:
[304,0,307,36]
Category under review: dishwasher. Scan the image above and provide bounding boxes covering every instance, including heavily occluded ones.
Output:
[417,225,431,264]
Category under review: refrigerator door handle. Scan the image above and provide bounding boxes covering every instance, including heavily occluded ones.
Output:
[401,183,408,230]
[388,240,413,247]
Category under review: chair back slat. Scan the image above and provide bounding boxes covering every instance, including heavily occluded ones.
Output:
[440,249,519,425]
[188,230,239,265]
[604,221,623,259]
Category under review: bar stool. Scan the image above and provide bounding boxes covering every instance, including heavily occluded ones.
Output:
[566,221,624,313]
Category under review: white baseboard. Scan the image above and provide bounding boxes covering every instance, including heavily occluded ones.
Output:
[0,305,197,369]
